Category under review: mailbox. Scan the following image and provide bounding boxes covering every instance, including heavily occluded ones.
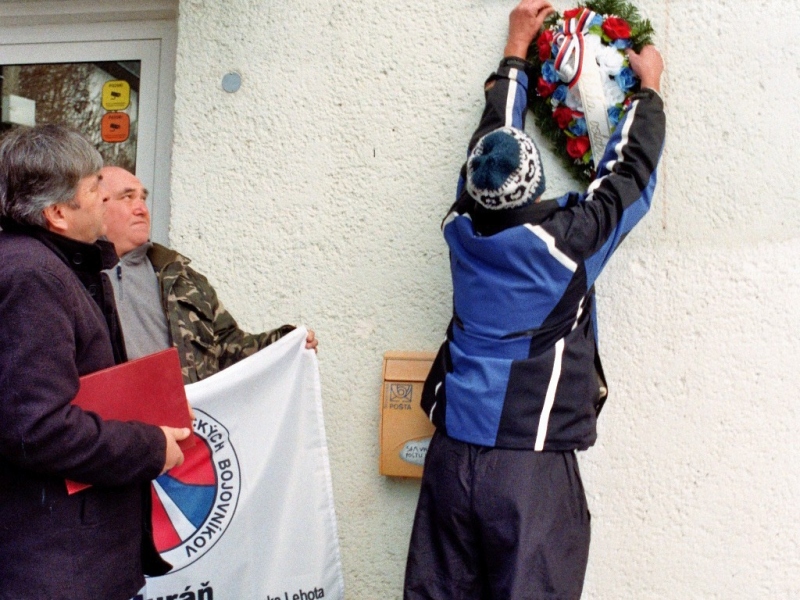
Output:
[379,351,436,478]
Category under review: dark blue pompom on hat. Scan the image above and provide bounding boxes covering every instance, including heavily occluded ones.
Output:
[466,126,546,210]
[469,131,521,192]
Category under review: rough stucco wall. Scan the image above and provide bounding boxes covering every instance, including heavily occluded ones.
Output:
[169,0,800,597]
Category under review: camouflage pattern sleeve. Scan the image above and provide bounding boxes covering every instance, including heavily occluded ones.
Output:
[212,293,296,372]
[153,245,295,384]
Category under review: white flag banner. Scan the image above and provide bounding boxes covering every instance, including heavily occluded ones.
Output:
[135,327,344,600]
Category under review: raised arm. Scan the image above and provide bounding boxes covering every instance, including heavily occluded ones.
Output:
[450,1,553,213]
[627,45,664,93]
[504,0,555,60]
[469,0,554,149]
[545,46,666,285]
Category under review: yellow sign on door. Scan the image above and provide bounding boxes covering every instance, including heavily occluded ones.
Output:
[102,80,130,111]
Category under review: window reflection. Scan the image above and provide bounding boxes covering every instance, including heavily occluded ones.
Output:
[0,61,140,172]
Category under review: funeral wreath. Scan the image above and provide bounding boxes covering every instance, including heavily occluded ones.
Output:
[526,0,655,183]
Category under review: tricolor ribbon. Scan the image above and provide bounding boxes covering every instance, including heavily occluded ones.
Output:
[553,9,597,88]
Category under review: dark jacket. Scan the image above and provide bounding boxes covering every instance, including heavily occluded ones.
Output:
[148,243,294,384]
[422,58,666,450]
[0,219,169,599]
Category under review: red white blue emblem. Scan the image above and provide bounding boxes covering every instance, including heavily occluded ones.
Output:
[151,409,241,570]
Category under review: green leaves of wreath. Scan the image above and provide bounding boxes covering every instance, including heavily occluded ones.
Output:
[526,0,654,184]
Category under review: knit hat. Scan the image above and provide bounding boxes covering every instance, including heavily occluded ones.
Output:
[466,127,546,210]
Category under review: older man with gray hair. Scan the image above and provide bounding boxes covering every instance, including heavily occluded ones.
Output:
[99,165,317,384]
[0,124,189,599]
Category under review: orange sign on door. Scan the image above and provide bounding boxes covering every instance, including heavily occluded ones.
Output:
[101,112,130,143]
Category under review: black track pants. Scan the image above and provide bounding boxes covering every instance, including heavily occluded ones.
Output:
[404,431,591,600]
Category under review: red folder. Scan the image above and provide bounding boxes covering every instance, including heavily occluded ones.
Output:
[66,347,194,494]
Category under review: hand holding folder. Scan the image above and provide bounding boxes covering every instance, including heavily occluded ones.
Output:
[67,347,194,494]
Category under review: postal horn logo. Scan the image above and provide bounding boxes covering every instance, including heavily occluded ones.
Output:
[150,408,241,571]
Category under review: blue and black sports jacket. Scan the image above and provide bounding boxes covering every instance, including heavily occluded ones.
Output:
[421,57,666,451]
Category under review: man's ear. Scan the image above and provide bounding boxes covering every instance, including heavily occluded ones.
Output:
[42,203,69,236]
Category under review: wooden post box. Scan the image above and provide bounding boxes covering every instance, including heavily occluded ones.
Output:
[379,351,436,477]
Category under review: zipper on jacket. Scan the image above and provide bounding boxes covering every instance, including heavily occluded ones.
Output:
[116,265,122,299]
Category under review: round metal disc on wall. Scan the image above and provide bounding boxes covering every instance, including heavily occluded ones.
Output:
[221,72,241,93]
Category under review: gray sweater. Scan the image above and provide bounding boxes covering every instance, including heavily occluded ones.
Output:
[105,242,171,360]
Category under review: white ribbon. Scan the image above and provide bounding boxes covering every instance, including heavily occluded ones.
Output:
[554,8,612,168]
[577,46,612,169]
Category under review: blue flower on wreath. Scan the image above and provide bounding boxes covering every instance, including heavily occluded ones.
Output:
[590,14,604,27]
[569,117,588,136]
[612,38,633,50]
[552,85,568,103]
[615,67,636,91]
[542,60,560,84]
[607,106,623,128]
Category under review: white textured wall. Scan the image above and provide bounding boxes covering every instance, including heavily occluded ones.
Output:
[169,0,800,597]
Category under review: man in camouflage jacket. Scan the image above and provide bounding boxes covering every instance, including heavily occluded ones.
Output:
[147,242,297,383]
[100,166,317,384]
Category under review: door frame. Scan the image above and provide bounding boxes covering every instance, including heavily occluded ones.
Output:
[0,1,177,245]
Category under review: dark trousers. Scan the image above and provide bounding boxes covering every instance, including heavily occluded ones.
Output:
[404,431,591,600]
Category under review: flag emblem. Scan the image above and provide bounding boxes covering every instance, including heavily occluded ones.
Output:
[151,409,241,571]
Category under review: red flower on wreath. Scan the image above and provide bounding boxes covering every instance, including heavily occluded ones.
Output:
[537,30,554,61]
[563,8,582,20]
[537,77,558,98]
[553,106,575,129]
[602,16,632,40]
[566,136,590,159]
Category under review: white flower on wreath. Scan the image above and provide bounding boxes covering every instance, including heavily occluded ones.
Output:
[583,33,603,59]
[565,87,584,112]
[602,75,626,106]
[595,45,624,76]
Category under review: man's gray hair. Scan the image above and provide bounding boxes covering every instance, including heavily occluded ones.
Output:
[0,124,103,227]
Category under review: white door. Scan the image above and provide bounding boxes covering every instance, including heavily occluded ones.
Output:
[0,14,176,245]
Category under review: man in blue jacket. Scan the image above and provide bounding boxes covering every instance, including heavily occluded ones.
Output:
[404,0,666,598]
[0,124,190,599]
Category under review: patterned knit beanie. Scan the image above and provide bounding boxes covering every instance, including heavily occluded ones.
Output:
[466,127,546,210]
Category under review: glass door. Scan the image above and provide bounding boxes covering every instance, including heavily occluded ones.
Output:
[0,19,175,244]
[1,50,150,173]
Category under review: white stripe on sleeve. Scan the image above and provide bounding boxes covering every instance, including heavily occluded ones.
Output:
[505,68,519,128]
[525,224,578,272]
[586,99,640,202]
